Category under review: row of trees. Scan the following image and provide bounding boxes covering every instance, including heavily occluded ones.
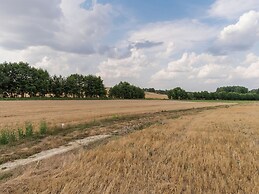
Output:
[0,62,146,99]
[0,62,106,98]
[167,86,259,101]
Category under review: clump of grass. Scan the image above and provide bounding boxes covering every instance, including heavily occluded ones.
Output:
[0,130,9,145]
[25,122,33,137]
[0,130,17,145]
[8,131,16,142]
[18,128,25,139]
[39,121,47,135]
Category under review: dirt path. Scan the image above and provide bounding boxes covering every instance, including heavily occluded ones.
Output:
[0,135,111,173]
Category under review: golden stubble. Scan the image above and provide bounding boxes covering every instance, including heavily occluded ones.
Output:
[1,103,258,193]
[0,100,229,131]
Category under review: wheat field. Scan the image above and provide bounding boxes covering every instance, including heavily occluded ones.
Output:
[0,100,225,130]
[0,103,258,193]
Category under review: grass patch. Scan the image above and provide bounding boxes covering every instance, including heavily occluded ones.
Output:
[0,121,49,145]
[39,121,47,135]
[0,130,16,145]
[25,122,33,137]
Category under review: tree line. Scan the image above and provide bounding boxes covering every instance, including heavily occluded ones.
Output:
[0,62,145,99]
[0,62,106,98]
[167,86,259,101]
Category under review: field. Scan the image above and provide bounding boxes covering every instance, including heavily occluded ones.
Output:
[0,100,224,130]
[0,101,258,193]
[145,92,168,99]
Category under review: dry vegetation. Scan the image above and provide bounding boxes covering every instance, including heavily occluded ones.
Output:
[0,103,258,193]
[145,92,168,99]
[0,100,223,130]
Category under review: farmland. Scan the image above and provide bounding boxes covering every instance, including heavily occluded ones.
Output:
[0,100,224,130]
[0,101,258,193]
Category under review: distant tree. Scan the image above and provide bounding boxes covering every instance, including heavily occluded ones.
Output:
[216,86,248,94]
[109,82,145,99]
[168,87,188,100]
[34,68,50,97]
[143,88,156,93]
[83,75,106,98]
[50,75,65,97]
[250,88,259,94]
[64,74,84,98]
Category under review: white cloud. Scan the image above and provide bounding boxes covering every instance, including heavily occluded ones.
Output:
[97,48,148,82]
[151,52,259,90]
[235,53,259,79]
[128,20,218,56]
[96,20,218,87]
[209,0,259,19]
[0,0,115,54]
[152,52,229,81]
[210,11,259,54]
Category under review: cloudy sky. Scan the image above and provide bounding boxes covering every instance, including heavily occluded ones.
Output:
[1,0,259,91]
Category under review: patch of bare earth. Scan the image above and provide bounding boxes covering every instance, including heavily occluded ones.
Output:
[0,103,258,193]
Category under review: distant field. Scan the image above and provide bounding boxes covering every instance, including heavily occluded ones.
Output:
[144,92,168,99]
[0,100,229,130]
[0,103,258,193]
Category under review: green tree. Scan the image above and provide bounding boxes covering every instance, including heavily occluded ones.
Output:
[168,87,188,100]
[83,75,106,98]
[109,82,145,99]
[50,75,65,97]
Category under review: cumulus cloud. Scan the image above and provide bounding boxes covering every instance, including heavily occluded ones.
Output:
[152,52,229,81]
[210,11,259,54]
[0,0,115,54]
[128,20,218,56]
[97,48,148,80]
[235,53,259,79]
[96,20,218,86]
[209,0,259,19]
[151,52,259,90]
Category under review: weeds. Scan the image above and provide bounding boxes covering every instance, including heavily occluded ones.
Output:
[25,122,33,137]
[0,131,9,145]
[17,128,25,139]
[0,121,47,145]
[39,121,47,135]
[0,130,16,145]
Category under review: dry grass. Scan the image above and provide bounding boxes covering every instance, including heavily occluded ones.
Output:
[145,92,168,99]
[1,103,258,193]
[0,100,227,131]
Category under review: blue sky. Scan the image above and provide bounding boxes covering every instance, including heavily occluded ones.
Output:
[98,0,214,22]
[0,0,259,91]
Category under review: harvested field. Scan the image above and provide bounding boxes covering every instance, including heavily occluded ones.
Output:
[145,92,168,99]
[0,103,258,193]
[0,100,227,130]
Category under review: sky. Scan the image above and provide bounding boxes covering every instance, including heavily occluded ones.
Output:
[0,0,259,91]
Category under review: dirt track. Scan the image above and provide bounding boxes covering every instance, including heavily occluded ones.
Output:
[0,100,231,130]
